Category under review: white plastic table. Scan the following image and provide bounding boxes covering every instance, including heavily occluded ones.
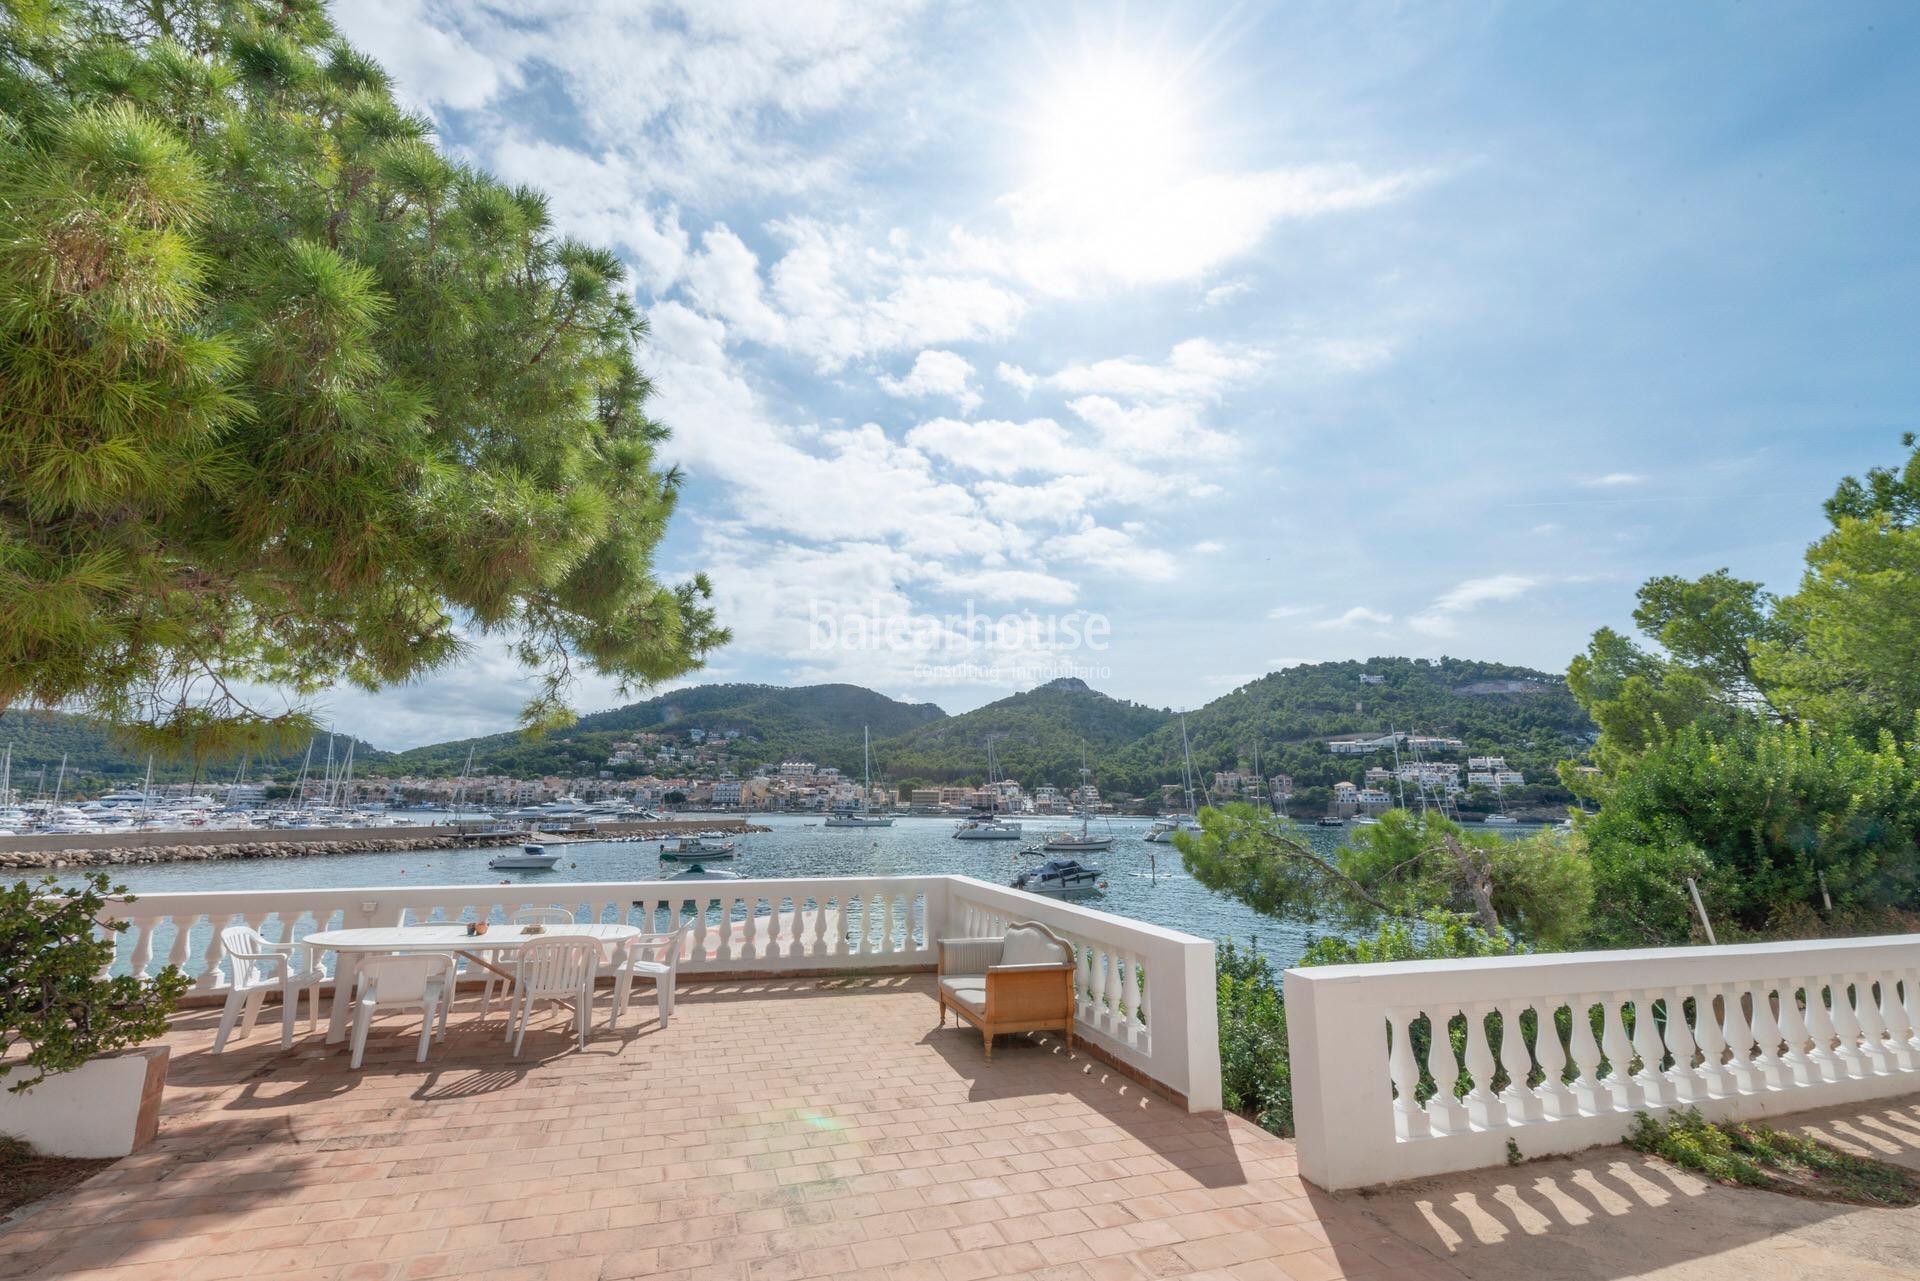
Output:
[304,923,641,1044]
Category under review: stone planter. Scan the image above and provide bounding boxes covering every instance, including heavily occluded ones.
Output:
[0,1045,168,1158]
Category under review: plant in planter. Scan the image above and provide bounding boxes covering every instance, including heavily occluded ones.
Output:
[0,874,189,1157]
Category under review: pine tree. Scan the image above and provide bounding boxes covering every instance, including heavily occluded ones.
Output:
[0,0,725,758]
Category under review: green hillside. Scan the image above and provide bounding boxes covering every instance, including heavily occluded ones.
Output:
[878,678,1173,790]
[0,711,386,792]
[382,683,946,778]
[1105,657,1594,810]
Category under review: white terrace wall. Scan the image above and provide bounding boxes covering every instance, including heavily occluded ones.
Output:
[98,874,1221,1112]
[1286,933,1920,1189]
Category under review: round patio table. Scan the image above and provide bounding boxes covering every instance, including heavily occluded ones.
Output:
[305,922,641,1044]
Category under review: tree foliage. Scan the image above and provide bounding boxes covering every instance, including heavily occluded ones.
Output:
[1569,436,1920,944]
[0,872,187,1093]
[1175,802,1593,949]
[0,0,723,757]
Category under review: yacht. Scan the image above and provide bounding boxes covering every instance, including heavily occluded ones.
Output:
[489,845,565,870]
[952,740,1022,841]
[953,815,1024,840]
[1350,815,1382,827]
[660,836,737,861]
[1011,856,1105,897]
[94,788,152,808]
[824,728,895,827]
[1041,757,1112,851]
[1482,813,1520,825]
[1146,713,1203,844]
[1316,815,1348,827]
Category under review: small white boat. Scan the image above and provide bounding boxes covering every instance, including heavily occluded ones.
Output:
[1350,815,1382,827]
[489,845,564,870]
[1482,814,1519,825]
[1144,816,1194,843]
[667,863,742,881]
[953,817,1023,840]
[824,811,894,828]
[1011,856,1105,896]
[660,837,736,861]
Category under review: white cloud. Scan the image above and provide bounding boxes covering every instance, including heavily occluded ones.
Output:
[1409,574,1537,637]
[878,350,981,412]
[1043,521,1178,581]
[1313,606,1394,629]
[1266,605,1314,620]
[683,225,787,345]
[1192,540,1226,554]
[1202,280,1251,307]
[1066,396,1234,460]
[331,0,511,112]
[996,362,1037,395]
[1581,472,1646,487]
[1530,522,1560,535]
[1048,338,1268,402]
[954,163,1428,297]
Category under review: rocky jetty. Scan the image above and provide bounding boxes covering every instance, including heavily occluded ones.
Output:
[0,833,512,870]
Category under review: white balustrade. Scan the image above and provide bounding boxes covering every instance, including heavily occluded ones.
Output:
[94,873,1220,1112]
[1286,934,1920,1189]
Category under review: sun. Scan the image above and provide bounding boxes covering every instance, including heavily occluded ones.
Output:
[1024,53,1195,206]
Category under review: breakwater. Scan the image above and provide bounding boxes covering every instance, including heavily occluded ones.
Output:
[0,818,767,870]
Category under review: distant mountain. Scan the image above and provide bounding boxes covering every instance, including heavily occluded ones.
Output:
[0,710,387,790]
[877,677,1173,790]
[3,660,1595,807]
[382,683,946,778]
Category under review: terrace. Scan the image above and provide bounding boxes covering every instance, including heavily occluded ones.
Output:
[3,876,1918,1280]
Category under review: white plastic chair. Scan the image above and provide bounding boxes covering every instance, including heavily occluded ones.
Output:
[505,937,600,1057]
[213,925,327,1053]
[609,924,691,1030]
[475,907,579,1018]
[349,953,455,1069]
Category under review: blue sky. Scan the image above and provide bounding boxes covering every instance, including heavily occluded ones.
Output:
[322,1,1920,748]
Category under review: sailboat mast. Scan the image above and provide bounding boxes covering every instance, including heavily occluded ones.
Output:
[51,752,67,806]
[140,753,154,818]
[294,738,315,809]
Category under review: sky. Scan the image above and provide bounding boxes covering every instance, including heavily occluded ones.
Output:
[318,0,1920,749]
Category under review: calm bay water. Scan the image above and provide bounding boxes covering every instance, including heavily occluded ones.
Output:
[81,813,1344,966]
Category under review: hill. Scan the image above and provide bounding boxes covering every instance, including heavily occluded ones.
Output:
[877,678,1173,790]
[381,683,946,778]
[1105,657,1594,809]
[0,710,387,791]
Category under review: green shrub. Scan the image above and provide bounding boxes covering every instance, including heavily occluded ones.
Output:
[1627,1108,1920,1206]
[0,873,189,1094]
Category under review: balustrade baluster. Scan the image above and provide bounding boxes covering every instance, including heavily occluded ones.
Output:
[1462,1004,1504,1128]
[1566,998,1606,1114]
[1534,1001,1577,1118]
[128,915,157,981]
[716,897,738,964]
[1833,975,1876,1076]
[1423,1008,1468,1134]
[1903,970,1920,1055]
[1776,982,1815,1085]
[1629,992,1673,1106]
[1802,981,1842,1082]
[1495,1002,1540,1123]
[1388,1009,1429,1138]
[809,891,830,960]
[1879,974,1916,1071]
[1076,939,1095,1022]
[1692,986,1732,1097]
[1119,950,1141,1045]
[1747,982,1787,1089]
[1092,947,1114,1033]
[1599,998,1643,1111]
[1661,989,1703,1102]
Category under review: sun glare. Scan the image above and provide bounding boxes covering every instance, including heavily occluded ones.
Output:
[1025,55,1194,205]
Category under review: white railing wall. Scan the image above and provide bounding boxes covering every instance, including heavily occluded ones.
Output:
[945,876,1222,1110]
[98,874,1220,1112]
[1286,934,1920,1189]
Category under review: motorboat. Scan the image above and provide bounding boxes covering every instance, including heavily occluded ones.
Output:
[660,837,737,861]
[953,816,1022,840]
[1482,814,1520,825]
[1350,815,1382,827]
[1011,856,1105,896]
[666,863,741,881]
[1316,816,1348,827]
[488,845,565,870]
[1144,816,1194,844]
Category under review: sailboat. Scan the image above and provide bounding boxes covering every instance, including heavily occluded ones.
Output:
[1145,714,1199,843]
[1042,754,1112,852]
[825,728,894,827]
[953,740,1022,840]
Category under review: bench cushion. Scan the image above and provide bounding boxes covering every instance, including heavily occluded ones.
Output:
[938,976,987,1016]
[1001,923,1070,966]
